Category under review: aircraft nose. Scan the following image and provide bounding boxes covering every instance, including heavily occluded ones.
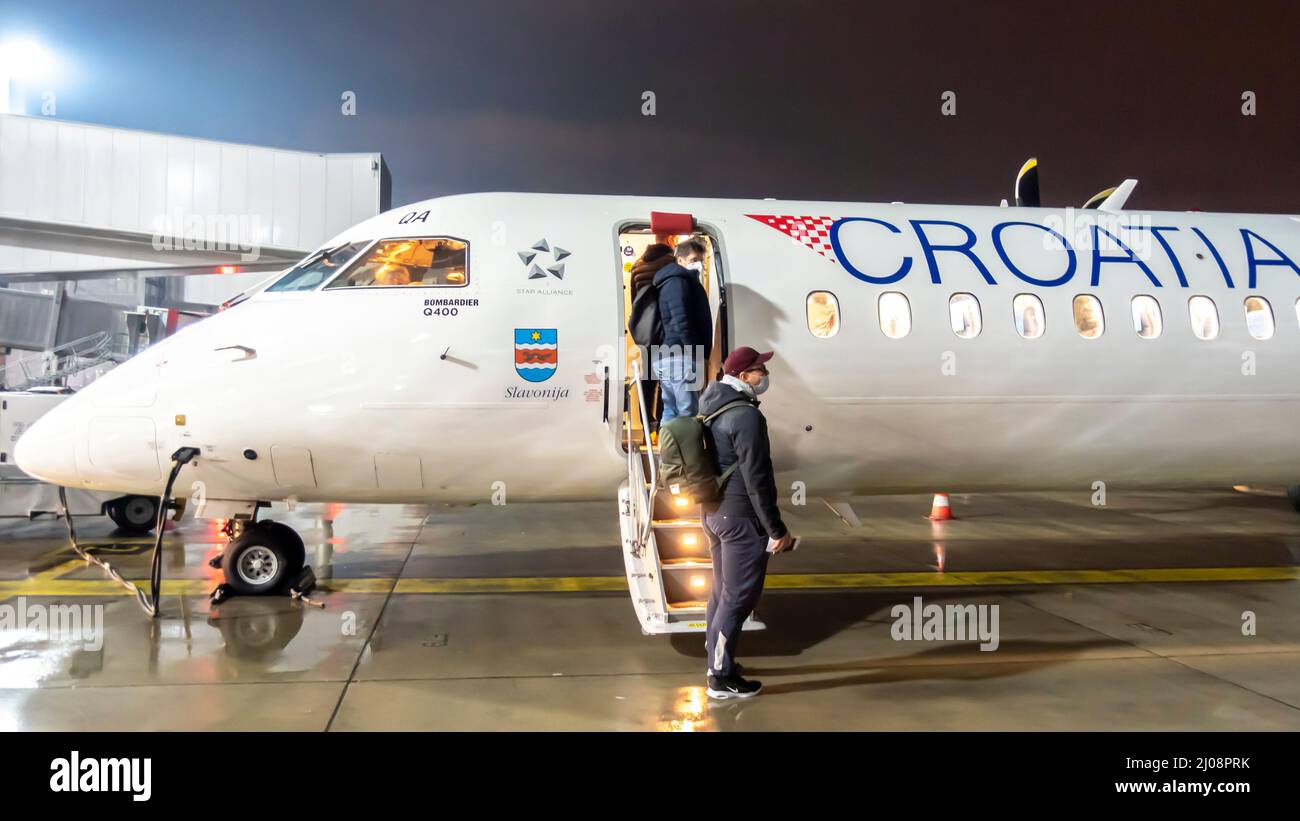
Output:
[13,407,81,487]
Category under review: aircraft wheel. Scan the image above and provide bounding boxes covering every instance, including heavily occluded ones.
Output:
[221,521,305,596]
[107,495,159,534]
[1287,485,1300,513]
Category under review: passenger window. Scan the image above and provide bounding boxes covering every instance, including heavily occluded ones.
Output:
[267,241,369,292]
[1131,295,1162,339]
[1295,297,1300,332]
[324,238,468,289]
[948,293,981,338]
[1013,294,1045,339]
[1244,296,1274,340]
[1188,296,1220,340]
[806,291,840,338]
[878,292,911,339]
[1072,294,1104,339]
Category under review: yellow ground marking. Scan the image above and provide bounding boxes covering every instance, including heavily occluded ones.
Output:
[1,565,1297,599]
[323,578,398,594]
[30,559,88,582]
[940,566,1300,586]
[394,576,626,594]
[765,566,1300,589]
[0,579,213,597]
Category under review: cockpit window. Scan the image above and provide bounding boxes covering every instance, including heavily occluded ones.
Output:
[324,238,469,289]
[267,242,369,292]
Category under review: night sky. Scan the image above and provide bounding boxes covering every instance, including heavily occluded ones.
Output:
[3,0,1299,213]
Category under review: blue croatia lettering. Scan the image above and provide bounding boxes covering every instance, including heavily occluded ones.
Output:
[830,217,912,285]
[1240,228,1300,289]
[910,220,997,285]
[1190,227,1235,288]
[1126,225,1187,287]
[990,222,1076,287]
[827,216,1299,291]
[1090,225,1161,288]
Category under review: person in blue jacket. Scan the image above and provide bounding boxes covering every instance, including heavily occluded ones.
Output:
[651,239,714,422]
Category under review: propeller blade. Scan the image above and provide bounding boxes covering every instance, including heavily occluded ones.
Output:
[1082,187,1117,210]
[1083,179,1138,211]
[1014,157,1040,207]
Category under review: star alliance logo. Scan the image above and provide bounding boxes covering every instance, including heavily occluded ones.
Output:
[517,239,574,296]
[518,238,569,280]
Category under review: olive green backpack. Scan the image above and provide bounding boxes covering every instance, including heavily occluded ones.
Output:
[656,401,749,502]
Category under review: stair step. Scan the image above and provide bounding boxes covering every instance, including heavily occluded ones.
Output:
[648,483,699,496]
[661,558,712,569]
[651,518,702,529]
[666,601,707,613]
[659,493,700,511]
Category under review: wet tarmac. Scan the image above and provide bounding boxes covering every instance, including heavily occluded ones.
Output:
[2,489,1299,731]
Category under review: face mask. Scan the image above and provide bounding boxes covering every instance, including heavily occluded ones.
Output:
[751,374,770,395]
[685,259,704,273]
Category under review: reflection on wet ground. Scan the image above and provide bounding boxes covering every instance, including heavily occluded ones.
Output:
[2,490,1300,730]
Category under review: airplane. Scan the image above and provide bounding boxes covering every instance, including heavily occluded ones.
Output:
[14,168,1300,631]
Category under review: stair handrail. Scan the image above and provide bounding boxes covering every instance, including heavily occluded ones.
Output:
[630,361,658,490]
[628,360,658,549]
[51,331,113,359]
[0,331,117,390]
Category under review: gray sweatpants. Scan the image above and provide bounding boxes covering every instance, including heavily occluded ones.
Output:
[702,512,771,678]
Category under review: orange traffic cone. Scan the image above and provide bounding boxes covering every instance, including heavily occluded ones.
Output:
[926,493,955,521]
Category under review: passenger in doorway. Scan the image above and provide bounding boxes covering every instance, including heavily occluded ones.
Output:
[629,243,675,426]
[697,346,795,699]
[652,239,713,423]
[629,243,674,301]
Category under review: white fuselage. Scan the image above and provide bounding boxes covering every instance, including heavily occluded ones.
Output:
[16,192,1300,509]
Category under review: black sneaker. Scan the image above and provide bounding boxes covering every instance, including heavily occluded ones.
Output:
[706,672,762,700]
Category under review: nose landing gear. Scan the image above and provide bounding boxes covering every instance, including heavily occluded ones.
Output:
[219,520,306,597]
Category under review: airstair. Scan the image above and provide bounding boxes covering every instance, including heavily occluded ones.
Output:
[617,362,764,635]
[0,332,127,391]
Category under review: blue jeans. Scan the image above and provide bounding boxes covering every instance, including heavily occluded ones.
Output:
[652,355,699,423]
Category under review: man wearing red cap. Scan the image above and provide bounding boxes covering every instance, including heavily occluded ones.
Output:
[697,345,795,699]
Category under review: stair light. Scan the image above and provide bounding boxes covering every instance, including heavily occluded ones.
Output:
[689,575,706,590]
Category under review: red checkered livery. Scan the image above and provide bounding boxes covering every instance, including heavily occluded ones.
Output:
[746,214,840,264]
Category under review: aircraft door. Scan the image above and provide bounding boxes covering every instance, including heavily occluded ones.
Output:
[614,215,730,452]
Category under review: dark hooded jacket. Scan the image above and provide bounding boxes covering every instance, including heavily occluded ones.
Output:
[652,262,713,359]
[629,254,673,302]
[698,379,787,539]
